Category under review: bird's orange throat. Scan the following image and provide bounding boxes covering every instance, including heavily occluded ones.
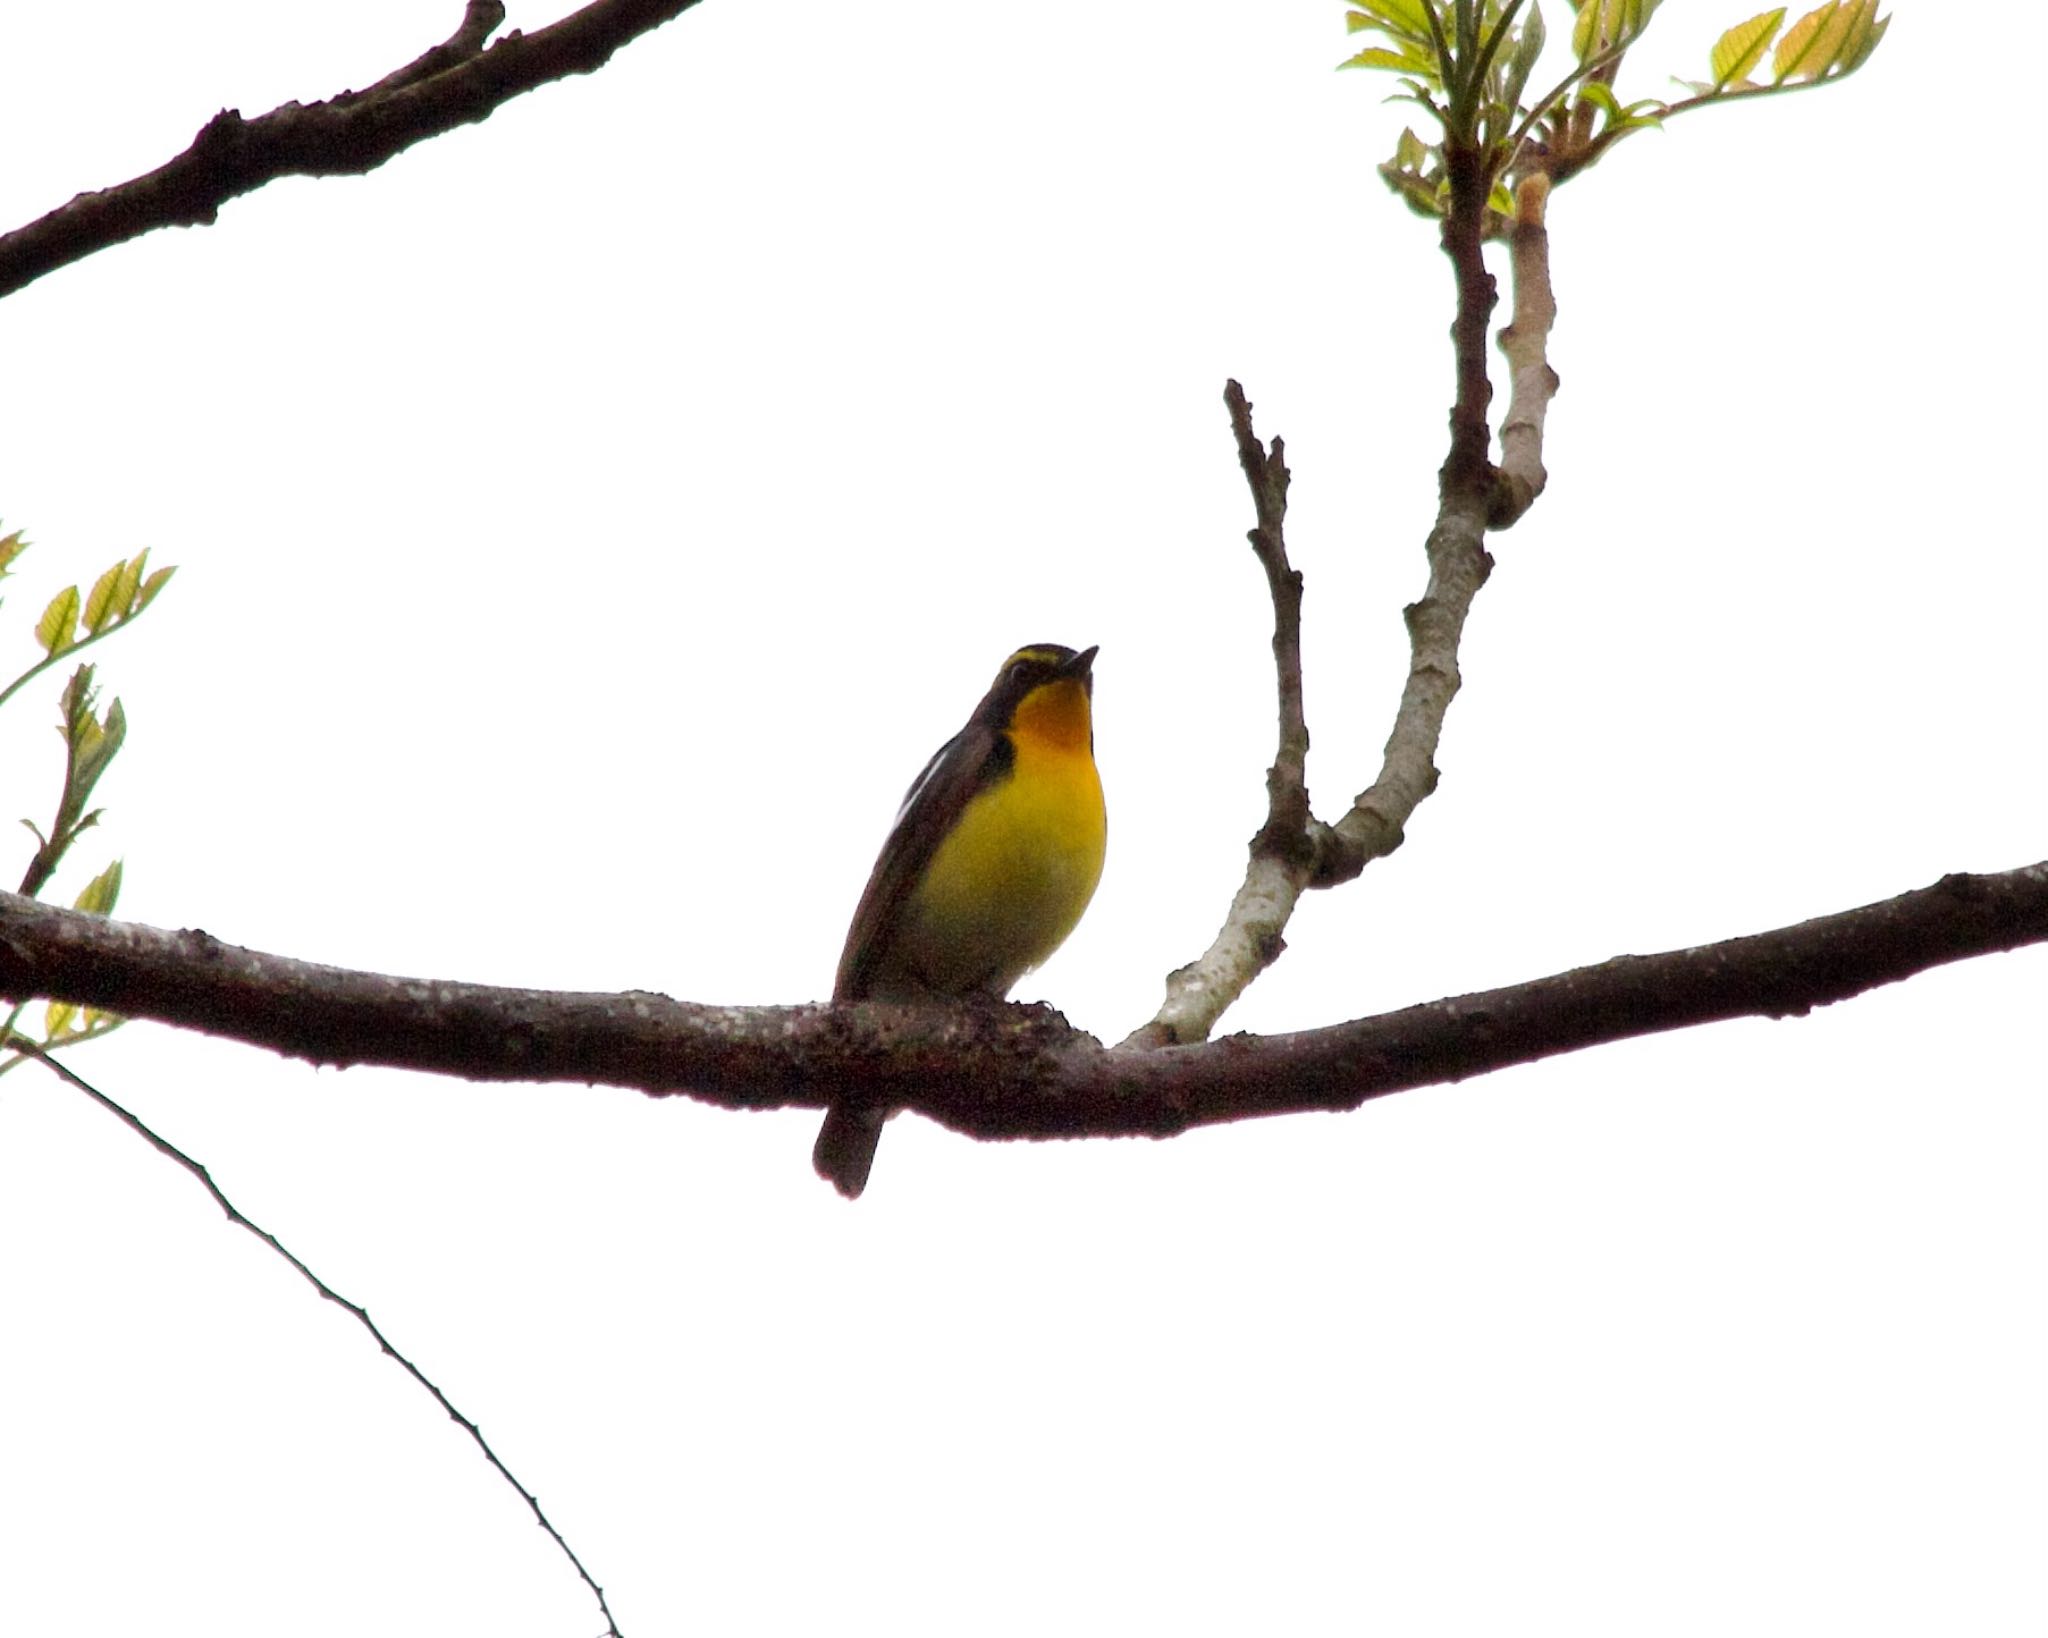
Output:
[1009,677,1095,753]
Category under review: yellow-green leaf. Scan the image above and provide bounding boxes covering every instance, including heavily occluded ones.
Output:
[35,586,80,656]
[1773,0,1838,80]
[1378,159,1448,218]
[1572,0,1619,59]
[1827,0,1880,73]
[72,711,105,765]
[1573,0,1659,60]
[44,999,76,1038]
[1503,1,1547,110]
[74,858,123,917]
[1344,43,1434,72]
[1359,0,1438,46]
[0,529,27,577]
[1710,8,1784,86]
[112,550,148,618]
[1841,6,1888,72]
[136,564,177,611]
[1805,0,1857,72]
[83,561,126,634]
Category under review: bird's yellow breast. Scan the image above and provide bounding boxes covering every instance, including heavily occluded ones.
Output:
[892,679,1105,995]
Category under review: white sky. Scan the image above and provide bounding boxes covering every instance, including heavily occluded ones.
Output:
[0,1,2041,1634]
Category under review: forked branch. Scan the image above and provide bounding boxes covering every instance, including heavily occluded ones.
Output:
[1137,126,1557,1042]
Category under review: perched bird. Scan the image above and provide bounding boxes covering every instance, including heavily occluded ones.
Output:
[815,643,1107,1197]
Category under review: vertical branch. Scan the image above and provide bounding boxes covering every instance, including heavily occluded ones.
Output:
[1312,139,1501,885]
[1492,174,1559,524]
[1127,384,1315,1048]
[1226,381,1312,854]
[1437,140,1499,502]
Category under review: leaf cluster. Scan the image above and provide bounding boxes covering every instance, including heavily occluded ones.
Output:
[0,529,174,1072]
[1345,0,1888,233]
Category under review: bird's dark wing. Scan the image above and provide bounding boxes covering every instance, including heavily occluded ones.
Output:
[833,720,1007,1001]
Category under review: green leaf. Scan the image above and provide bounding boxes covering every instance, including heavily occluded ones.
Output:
[1576,78,1622,117]
[1503,1,1547,111]
[74,858,123,916]
[0,529,27,578]
[1385,76,1448,121]
[1710,8,1784,87]
[44,999,76,1039]
[35,586,79,656]
[1378,158,1448,218]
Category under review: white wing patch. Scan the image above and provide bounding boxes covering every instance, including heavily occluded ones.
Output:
[891,732,961,828]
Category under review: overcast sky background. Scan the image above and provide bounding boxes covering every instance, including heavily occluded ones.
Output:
[0,2,2041,1633]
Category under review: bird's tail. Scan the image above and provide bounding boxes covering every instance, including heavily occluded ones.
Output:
[813,1102,887,1198]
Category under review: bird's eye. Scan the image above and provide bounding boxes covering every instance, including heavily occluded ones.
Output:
[1008,660,1035,686]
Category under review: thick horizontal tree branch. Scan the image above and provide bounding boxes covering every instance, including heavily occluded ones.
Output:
[3,866,2041,1142]
[0,0,701,302]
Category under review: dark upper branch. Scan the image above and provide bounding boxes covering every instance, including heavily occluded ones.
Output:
[0,0,702,302]
[1437,139,1499,503]
[4,866,2041,1137]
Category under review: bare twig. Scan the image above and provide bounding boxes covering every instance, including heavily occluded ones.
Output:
[0,0,703,302]
[3,868,2042,1135]
[1129,384,1315,1046]
[9,1037,625,1638]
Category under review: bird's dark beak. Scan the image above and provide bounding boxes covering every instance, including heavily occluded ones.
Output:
[1061,645,1099,681]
